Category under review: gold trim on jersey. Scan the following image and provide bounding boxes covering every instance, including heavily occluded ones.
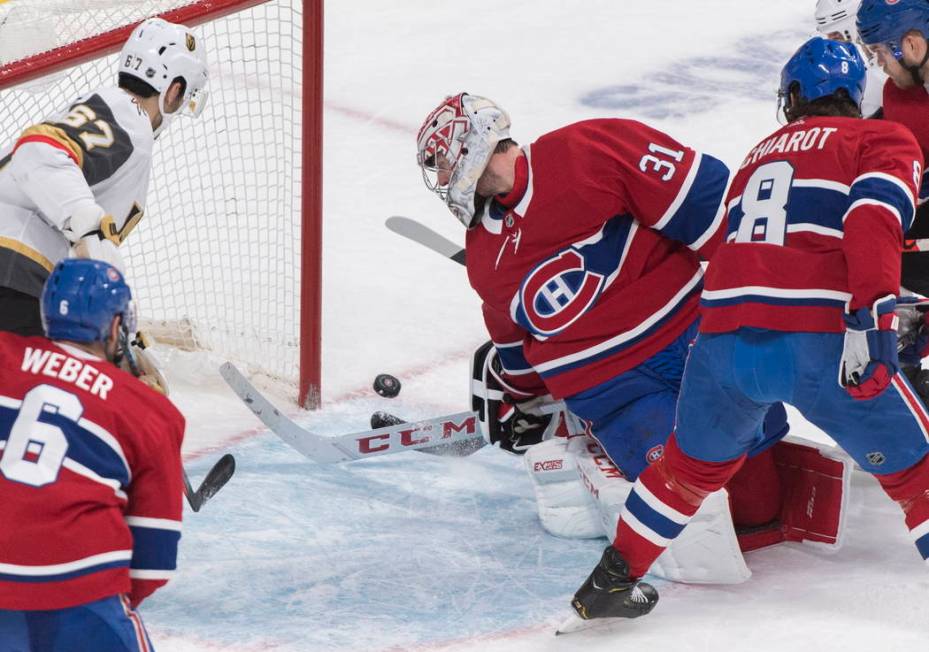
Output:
[0,237,54,272]
[17,124,84,168]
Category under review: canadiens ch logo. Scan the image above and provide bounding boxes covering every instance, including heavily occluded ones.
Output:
[646,444,665,464]
[519,249,604,336]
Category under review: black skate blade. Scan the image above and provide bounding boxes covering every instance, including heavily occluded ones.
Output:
[554,612,629,637]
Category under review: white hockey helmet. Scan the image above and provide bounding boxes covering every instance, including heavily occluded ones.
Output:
[119,17,209,135]
[815,0,862,42]
[416,93,511,228]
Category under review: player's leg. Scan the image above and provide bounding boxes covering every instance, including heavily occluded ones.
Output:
[800,345,929,565]
[0,287,42,336]
[27,595,156,652]
[571,331,771,619]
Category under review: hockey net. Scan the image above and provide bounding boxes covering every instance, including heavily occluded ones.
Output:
[0,0,322,406]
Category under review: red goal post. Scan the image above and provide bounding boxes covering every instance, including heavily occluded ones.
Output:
[0,0,323,407]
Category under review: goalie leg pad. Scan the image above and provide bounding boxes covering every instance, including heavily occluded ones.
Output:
[572,438,751,584]
[773,436,852,550]
[524,436,602,538]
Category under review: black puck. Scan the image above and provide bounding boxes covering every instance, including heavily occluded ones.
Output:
[373,373,401,398]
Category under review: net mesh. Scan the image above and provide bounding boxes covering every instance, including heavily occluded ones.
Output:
[0,0,304,388]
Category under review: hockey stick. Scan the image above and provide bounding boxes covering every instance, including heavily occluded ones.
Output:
[386,216,466,265]
[182,454,236,512]
[220,362,486,463]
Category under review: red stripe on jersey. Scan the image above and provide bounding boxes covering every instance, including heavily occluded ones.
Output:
[14,135,81,167]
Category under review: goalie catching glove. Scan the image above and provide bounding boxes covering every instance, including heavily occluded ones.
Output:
[471,340,563,454]
[118,330,170,395]
[63,204,125,273]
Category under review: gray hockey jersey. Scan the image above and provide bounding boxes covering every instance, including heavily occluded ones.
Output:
[0,86,153,297]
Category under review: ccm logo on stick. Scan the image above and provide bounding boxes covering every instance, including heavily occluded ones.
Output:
[354,417,477,455]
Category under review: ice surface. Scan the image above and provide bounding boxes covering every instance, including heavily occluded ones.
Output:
[138,0,929,649]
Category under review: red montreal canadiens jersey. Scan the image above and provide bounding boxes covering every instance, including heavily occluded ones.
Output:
[883,81,929,203]
[0,333,185,610]
[700,116,922,334]
[466,119,729,398]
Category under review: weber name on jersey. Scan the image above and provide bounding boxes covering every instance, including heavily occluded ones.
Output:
[0,332,184,610]
[701,116,921,332]
[466,119,729,398]
[0,87,153,297]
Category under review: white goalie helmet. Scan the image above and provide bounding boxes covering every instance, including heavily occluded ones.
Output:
[119,17,209,136]
[416,93,512,228]
[814,0,862,42]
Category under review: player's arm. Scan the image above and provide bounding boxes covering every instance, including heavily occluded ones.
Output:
[124,408,186,607]
[473,303,559,453]
[601,120,730,260]
[839,124,923,399]
[8,130,124,270]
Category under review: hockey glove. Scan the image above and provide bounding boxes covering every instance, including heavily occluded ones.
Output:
[64,205,125,273]
[895,295,929,367]
[840,295,899,400]
[118,330,170,395]
[471,340,557,454]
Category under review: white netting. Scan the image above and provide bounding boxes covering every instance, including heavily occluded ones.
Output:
[0,0,305,390]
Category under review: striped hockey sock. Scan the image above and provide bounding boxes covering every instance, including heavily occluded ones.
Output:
[876,452,929,566]
[614,435,745,578]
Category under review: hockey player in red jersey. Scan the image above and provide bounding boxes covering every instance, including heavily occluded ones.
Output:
[857,0,929,296]
[0,258,185,651]
[415,94,835,585]
[568,37,929,623]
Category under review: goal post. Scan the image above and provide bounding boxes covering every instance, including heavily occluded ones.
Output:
[0,0,323,408]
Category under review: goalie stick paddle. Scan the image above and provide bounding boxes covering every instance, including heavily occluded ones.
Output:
[220,362,486,463]
[182,453,236,512]
[370,411,487,457]
[386,216,466,265]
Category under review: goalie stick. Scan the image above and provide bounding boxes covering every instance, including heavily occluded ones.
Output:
[220,362,486,463]
[386,216,466,266]
[183,454,236,512]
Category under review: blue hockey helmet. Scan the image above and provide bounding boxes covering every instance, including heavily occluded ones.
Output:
[857,0,929,60]
[778,37,867,120]
[41,258,136,343]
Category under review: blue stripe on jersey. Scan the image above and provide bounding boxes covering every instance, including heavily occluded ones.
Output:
[700,294,848,309]
[915,530,929,561]
[848,176,916,231]
[657,154,729,248]
[538,278,702,379]
[496,344,532,374]
[728,185,848,239]
[625,489,687,540]
[129,526,180,571]
[0,405,129,488]
[920,168,929,204]
[0,559,129,583]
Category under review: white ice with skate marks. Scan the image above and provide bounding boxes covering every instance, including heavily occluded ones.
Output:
[136,0,929,649]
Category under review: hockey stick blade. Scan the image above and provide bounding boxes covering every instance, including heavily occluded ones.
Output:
[386,216,465,265]
[196,453,236,504]
[220,362,486,463]
[370,411,486,457]
[182,454,236,512]
[182,470,203,512]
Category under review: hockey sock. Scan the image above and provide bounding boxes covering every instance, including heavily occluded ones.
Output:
[613,434,745,578]
[875,452,929,565]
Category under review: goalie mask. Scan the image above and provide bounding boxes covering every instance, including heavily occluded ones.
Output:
[416,93,512,228]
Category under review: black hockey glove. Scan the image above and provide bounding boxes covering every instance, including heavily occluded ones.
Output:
[471,340,553,454]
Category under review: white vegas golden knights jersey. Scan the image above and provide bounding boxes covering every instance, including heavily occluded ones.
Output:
[0,86,153,297]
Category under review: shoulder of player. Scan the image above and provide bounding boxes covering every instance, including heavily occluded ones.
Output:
[855,115,920,148]
[540,117,653,144]
[91,87,154,146]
